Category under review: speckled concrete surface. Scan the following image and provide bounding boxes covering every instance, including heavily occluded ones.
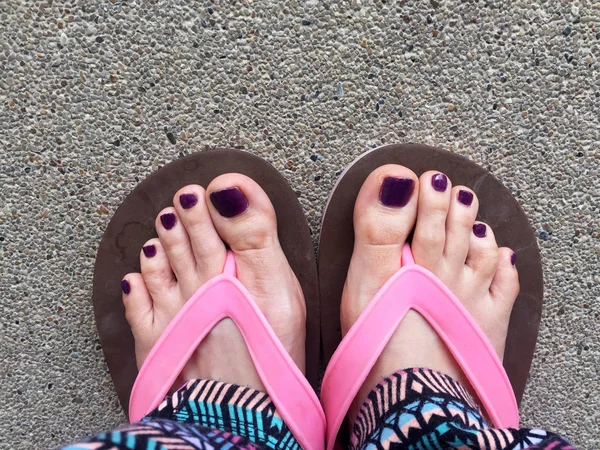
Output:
[1,0,599,448]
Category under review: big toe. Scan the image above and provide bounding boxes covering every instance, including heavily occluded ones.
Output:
[207,174,277,253]
[342,164,418,331]
[490,247,520,310]
[206,173,306,366]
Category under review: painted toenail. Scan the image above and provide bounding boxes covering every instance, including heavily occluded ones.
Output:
[121,279,131,294]
[473,223,487,238]
[431,173,448,192]
[511,252,516,266]
[210,187,249,218]
[379,177,415,207]
[458,190,474,206]
[143,244,157,258]
[160,213,177,229]
[179,193,198,209]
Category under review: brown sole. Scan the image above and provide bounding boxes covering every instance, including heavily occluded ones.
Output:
[318,143,542,405]
[93,149,320,418]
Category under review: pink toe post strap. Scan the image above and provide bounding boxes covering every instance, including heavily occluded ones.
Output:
[129,251,326,450]
[321,243,518,450]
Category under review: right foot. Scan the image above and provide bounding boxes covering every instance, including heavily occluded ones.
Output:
[121,174,306,391]
[341,165,520,418]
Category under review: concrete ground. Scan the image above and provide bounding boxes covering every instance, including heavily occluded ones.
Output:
[1,1,599,448]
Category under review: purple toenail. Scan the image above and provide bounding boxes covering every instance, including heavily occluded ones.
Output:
[143,244,157,258]
[473,223,487,238]
[379,177,415,207]
[431,173,448,192]
[210,187,249,218]
[160,213,177,230]
[511,252,516,266]
[179,193,198,209]
[121,279,131,294]
[458,190,474,206]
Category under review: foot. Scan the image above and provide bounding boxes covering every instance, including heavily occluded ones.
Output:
[341,165,520,418]
[121,174,306,391]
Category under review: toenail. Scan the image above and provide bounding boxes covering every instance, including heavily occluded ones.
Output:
[143,244,157,258]
[458,189,474,206]
[121,279,131,294]
[179,193,198,209]
[379,177,415,208]
[160,213,177,229]
[210,187,249,218]
[431,173,448,192]
[511,252,516,266]
[473,223,487,238]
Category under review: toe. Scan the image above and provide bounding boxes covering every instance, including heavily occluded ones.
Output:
[489,247,520,307]
[206,173,278,252]
[353,165,419,246]
[173,185,227,282]
[466,221,499,284]
[343,164,418,328]
[444,186,479,268]
[140,238,178,309]
[121,272,158,368]
[155,207,198,290]
[206,173,306,367]
[122,273,153,331]
[413,171,452,270]
[205,173,297,301]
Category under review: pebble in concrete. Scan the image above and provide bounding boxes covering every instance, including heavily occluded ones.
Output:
[0,1,599,449]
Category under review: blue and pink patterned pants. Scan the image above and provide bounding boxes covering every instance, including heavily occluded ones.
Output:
[64,368,574,450]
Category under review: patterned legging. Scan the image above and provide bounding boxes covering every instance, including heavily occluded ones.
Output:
[63,368,574,450]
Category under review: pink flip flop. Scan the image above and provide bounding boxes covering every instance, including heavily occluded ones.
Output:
[318,144,543,450]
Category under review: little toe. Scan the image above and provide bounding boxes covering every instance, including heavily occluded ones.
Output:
[489,247,520,307]
[444,186,479,267]
[484,247,520,358]
[122,273,153,331]
[173,185,227,283]
[413,171,452,270]
[466,221,499,284]
[121,272,156,366]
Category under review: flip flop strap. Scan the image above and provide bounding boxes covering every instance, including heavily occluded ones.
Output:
[129,251,326,450]
[320,243,518,450]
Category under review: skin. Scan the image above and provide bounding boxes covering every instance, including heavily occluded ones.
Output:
[121,167,519,419]
[122,174,305,390]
